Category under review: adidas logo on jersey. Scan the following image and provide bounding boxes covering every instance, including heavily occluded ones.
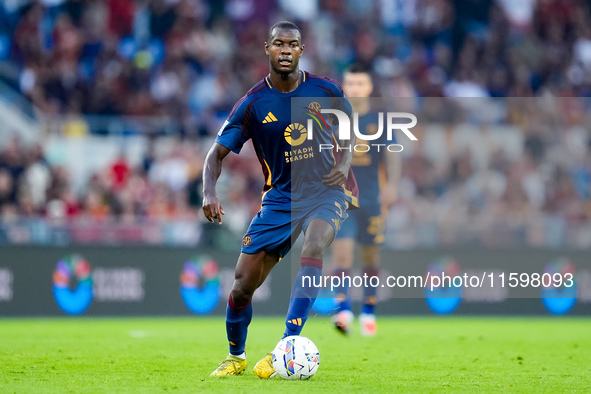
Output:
[262,112,278,123]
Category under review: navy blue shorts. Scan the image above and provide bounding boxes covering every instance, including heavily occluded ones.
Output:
[334,198,384,245]
[241,188,349,258]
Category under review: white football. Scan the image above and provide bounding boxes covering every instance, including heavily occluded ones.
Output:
[272,335,320,380]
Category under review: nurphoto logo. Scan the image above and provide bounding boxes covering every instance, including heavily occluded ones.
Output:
[305,108,418,152]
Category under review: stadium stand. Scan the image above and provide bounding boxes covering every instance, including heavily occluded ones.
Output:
[0,0,590,248]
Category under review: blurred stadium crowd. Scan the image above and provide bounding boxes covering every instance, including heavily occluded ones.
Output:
[4,0,591,124]
[0,0,590,248]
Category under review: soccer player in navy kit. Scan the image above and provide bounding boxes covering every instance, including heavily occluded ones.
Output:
[331,64,401,337]
[203,21,357,377]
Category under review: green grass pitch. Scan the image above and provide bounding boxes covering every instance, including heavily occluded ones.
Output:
[1,316,590,392]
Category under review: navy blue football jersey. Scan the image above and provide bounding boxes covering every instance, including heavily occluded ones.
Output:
[215,71,357,206]
[350,112,397,206]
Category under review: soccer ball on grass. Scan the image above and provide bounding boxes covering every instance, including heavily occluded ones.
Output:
[272,335,320,380]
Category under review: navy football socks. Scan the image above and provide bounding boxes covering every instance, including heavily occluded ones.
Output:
[226,294,252,356]
[333,268,352,312]
[362,267,379,315]
[283,257,323,338]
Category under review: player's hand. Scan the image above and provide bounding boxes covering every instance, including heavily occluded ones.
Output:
[322,164,349,187]
[379,183,398,207]
[202,194,225,225]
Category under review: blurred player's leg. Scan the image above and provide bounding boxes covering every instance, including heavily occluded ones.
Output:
[212,251,279,376]
[331,237,355,334]
[360,245,380,337]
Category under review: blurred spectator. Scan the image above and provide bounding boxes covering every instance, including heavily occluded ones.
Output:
[22,143,51,209]
[0,169,15,208]
[5,0,591,130]
[109,153,131,191]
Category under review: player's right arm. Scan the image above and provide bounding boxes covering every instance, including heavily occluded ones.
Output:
[202,143,231,224]
[202,95,253,224]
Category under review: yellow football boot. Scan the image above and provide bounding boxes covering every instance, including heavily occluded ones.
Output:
[253,353,277,379]
[210,354,247,377]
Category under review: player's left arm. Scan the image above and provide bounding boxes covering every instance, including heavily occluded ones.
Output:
[323,88,354,187]
[379,149,401,206]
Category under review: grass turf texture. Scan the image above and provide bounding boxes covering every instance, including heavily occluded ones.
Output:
[1,317,590,393]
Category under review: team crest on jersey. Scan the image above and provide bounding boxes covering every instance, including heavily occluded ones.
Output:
[307,101,322,112]
[242,235,252,246]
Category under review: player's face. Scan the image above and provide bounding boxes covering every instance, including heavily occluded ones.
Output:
[265,28,304,75]
[343,72,373,98]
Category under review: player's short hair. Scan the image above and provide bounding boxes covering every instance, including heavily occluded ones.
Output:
[344,63,372,75]
[268,21,301,41]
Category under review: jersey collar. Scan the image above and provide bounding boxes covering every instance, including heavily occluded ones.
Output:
[265,71,307,97]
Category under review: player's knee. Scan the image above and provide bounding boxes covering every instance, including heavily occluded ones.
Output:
[231,281,255,306]
[302,239,327,260]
